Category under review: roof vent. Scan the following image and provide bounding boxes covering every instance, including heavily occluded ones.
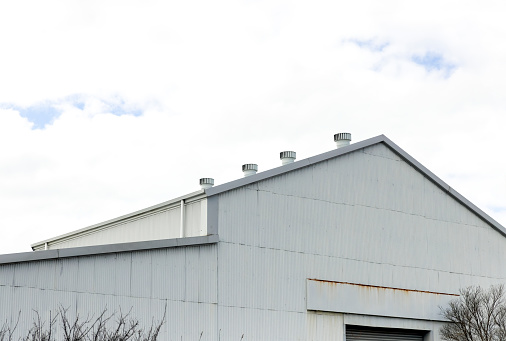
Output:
[242,164,258,177]
[334,133,351,148]
[199,178,214,189]
[280,151,296,165]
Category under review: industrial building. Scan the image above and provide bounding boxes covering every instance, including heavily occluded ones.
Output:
[1,133,505,340]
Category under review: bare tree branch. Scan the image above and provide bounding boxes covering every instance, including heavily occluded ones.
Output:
[1,305,166,341]
[441,285,505,341]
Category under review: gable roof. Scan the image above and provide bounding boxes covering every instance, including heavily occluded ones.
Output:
[28,134,506,255]
[205,134,506,237]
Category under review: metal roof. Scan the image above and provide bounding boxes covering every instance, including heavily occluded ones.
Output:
[26,134,506,257]
[205,134,506,236]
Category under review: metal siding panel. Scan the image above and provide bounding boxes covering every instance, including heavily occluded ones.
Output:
[307,312,345,341]
[0,263,15,286]
[93,253,118,295]
[76,255,95,293]
[49,201,213,250]
[216,143,506,339]
[131,251,152,298]
[2,285,78,340]
[185,200,202,237]
[218,306,306,340]
[200,198,208,235]
[50,206,182,249]
[54,257,80,291]
[185,246,199,302]
[198,244,218,304]
[0,286,15,325]
[218,242,307,313]
[36,259,57,290]
[114,252,132,296]
[307,279,455,321]
[1,245,218,340]
[153,247,186,301]
[13,261,38,288]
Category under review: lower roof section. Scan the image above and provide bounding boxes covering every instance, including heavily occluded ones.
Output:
[0,234,218,265]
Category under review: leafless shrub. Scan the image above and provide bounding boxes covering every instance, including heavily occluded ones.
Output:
[1,306,165,341]
[0,312,20,341]
[21,310,58,341]
[440,284,506,341]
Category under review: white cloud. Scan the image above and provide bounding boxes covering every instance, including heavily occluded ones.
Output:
[0,0,505,253]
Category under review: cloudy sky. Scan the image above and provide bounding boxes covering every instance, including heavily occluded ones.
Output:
[0,0,505,254]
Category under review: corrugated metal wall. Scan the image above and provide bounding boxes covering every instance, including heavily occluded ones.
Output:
[0,244,218,340]
[47,198,207,249]
[4,143,506,340]
[215,143,506,340]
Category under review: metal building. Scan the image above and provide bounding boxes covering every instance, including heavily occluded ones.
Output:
[1,134,505,340]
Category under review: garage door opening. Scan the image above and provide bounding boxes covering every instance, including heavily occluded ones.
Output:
[346,325,427,341]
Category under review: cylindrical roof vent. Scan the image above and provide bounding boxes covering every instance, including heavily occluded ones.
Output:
[199,178,214,189]
[242,164,258,177]
[280,151,296,165]
[334,133,351,148]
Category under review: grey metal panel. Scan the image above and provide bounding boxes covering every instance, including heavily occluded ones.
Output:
[13,260,39,288]
[0,235,218,265]
[0,286,15,324]
[184,199,202,237]
[206,135,386,197]
[197,245,218,304]
[1,286,78,340]
[54,258,80,291]
[36,259,57,290]
[0,244,218,341]
[218,241,308,312]
[93,253,119,295]
[130,251,153,298]
[151,248,186,301]
[49,206,182,249]
[31,190,206,249]
[0,263,15,286]
[207,195,219,235]
[217,305,306,340]
[183,301,218,340]
[185,246,200,302]
[114,252,132,296]
[206,134,505,237]
[76,255,95,293]
[306,312,345,341]
[306,279,456,321]
[217,144,506,283]
[214,141,506,339]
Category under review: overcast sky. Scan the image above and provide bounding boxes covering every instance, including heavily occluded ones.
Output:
[0,0,505,254]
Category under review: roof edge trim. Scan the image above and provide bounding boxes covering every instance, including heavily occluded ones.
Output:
[3,235,219,265]
[380,135,506,237]
[205,135,385,196]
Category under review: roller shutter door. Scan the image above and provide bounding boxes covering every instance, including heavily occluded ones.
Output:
[346,325,424,341]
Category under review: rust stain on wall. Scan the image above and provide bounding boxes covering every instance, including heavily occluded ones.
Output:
[308,278,459,297]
